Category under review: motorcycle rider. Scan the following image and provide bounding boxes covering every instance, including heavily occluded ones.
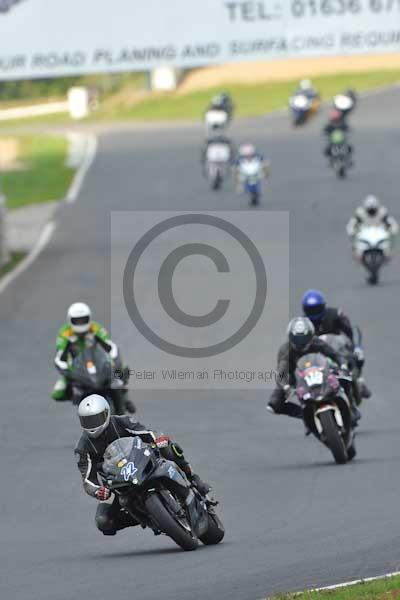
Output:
[333,88,357,118]
[268,317,347,419]
[75,394,210,536]
[52,302,135,413]
[295,78,319,101]
[323,108,351,159]
[206,92,234,120]
[302,289,370,399]
[235,143,269,178]
[346,195,399,239]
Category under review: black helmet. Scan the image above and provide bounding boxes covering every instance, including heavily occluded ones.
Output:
[288,317,315,351]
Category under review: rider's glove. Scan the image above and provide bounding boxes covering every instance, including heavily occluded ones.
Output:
[96,486,111,501]
[353,347,364,363]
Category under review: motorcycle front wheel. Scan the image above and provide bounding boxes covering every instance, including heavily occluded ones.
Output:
[249,191,259,206]
[145,493,198,551]
[318,410,348,464]
[199,510,225,546]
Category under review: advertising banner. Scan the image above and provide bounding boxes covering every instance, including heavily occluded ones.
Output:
[0,0,400,79]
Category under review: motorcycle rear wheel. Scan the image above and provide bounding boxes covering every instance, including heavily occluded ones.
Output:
[319,410,348,464]
[145,493,198,551]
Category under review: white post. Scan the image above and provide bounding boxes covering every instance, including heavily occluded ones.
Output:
[0,193,9,267]
[150,67,183,91]
[68,87,91,120]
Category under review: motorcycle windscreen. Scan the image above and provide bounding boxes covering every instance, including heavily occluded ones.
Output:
[102,436,154,484]
[240,159,262,178]
[295,353,330,399]
[71,344,112,387]
[290,94,310,109]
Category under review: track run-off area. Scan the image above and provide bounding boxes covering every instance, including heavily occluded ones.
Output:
[1,88,400,600]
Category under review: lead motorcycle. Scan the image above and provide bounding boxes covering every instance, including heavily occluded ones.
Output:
[295,353,356,464]
[68,341,131,414]
[353,225,392,285]
[99,436,225,551]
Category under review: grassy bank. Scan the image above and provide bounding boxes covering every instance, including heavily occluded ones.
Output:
[95,68,400,122]
[0,68,398,128]
[270,574,400,600]
[0,251,25,278]
[1,134,75,209]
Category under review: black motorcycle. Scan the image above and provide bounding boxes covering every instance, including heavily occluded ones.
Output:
[319,333,362,408]
[328,129,352,179]
[295,353,356,464]
[99,436,225,551]
[68,342,129,414]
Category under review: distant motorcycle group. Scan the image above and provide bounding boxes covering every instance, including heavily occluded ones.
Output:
[289,79,356,178]
[202,93,269,205]
[288,80,398,284]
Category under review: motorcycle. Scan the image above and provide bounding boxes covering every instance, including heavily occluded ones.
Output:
[204,142,232,190]
[99,436,225,551]
[319,333,362,409]
[328,129,352,178]
[289,93,320,126]
[353,225,392,285]
[236,157,267,206]
[295,353,356,464]
[68,342,130,414]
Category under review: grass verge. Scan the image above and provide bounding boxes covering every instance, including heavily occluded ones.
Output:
[93,68,400,122]
[1,134,75,209]
[270,574,400,600]
[0,251,26,278]
[0,68,398,128]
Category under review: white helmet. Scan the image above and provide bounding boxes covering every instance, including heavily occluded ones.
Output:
[299,79,312,91]
[239,143,255,159]
[363,195,381,216]
[78,394,110,438]
[68,302,91,334]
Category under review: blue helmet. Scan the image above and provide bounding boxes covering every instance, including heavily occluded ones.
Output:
[302,289,326,323]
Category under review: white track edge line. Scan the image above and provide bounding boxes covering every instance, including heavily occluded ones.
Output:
[66,133,98,203]
[260,569,400,599]
[0,221,56,295]
[311,570,400,592]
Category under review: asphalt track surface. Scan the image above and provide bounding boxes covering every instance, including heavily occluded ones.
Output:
[1,88,400,600]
